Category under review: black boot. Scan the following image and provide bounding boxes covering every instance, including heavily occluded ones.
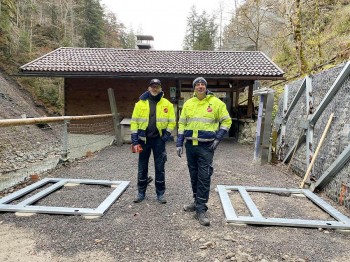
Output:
[195,212,210,226]
[133,193,145,203]
[183,202,196,212]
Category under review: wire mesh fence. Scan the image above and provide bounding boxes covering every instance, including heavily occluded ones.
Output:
[275,62,350,209]
[0,115,115,191]
[67,118,115,159]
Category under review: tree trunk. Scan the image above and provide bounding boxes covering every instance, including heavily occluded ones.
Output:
[293,0,307,75]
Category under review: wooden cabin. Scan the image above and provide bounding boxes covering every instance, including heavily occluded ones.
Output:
[19,47,284,138]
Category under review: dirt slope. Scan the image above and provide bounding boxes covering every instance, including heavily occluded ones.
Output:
[0,71,63,174]
[0,70,46,119]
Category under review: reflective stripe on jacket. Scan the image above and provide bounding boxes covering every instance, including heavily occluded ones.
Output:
[131,92,176,142]
[178,92,232,145]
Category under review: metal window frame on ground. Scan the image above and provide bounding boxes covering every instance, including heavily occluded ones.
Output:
[0,178,129,217]
[217,185,350,229]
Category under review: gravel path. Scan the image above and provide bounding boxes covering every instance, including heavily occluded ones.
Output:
[1,140,350,262]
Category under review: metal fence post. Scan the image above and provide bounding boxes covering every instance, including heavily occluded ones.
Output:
[254,94,264,162]
[305,76,313,179]
[61,119,70,161]
[253,88,275,164]
[261,92,275,164]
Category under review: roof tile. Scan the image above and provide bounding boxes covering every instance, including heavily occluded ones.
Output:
[20,47,284,78]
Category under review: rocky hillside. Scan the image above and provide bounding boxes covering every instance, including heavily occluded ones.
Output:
[0,71,62,175]
[0,70,46,120]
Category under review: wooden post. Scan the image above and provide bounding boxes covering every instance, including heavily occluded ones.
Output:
[247,83,253,118]
[108,88,122,146]
[300,113,334,188]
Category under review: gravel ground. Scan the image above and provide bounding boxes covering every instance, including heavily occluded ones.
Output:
[1,140,350,262]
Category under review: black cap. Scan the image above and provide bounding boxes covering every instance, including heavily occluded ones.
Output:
[149,79,161,86]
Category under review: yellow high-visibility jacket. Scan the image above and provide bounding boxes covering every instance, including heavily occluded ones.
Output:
[178,91,232,146]
[131,92,176,143]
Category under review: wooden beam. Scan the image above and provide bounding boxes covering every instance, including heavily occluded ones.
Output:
[247,83,254,118]
[0,114,113,127]
[108,88,122,146]
[300,113,334,188]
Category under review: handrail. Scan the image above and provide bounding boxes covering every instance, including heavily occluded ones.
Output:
[0,114,113,127]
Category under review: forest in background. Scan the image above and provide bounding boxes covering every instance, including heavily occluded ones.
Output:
[0,0,349,115]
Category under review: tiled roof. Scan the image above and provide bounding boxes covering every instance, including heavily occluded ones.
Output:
[20,47,284,79]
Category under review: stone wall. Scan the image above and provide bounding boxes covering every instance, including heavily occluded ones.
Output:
[276,62,350,209]
[237,120,257,144]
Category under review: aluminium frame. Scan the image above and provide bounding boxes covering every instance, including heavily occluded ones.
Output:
[0,178,129,217]
[217,185,350,229]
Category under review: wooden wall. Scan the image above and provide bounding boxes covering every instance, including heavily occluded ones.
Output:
[65,78,176,119]
[64,77,256,139]
[64,77,255,122]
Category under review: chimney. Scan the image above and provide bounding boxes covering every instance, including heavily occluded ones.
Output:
[136,35,154,50]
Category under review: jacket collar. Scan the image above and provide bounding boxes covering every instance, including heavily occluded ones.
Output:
[193,89,215,99]
[139,91,164,101]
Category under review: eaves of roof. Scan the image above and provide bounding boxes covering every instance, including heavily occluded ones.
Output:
[19,47,285,80]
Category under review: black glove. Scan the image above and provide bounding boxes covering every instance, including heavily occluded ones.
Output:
[176,134,184,147]
[161,130,171,142]
[209,139,220,151]
[131,133,139,146]
[176,147,183,157]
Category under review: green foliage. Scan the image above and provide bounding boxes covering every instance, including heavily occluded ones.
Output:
[272,84,285,119]
[33,24,62,48]
[18,31,31,53]
[0,0,16,58]
[332,5,350,35]
[18,77,64,114]
[0,0,127,115]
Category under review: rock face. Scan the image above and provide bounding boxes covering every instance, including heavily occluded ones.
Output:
[238,120,256,145]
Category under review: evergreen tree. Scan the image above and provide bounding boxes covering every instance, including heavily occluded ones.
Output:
[183,6,218,50]
[81,0,104,47]
[121,28,136,49]
[103,10,125,48]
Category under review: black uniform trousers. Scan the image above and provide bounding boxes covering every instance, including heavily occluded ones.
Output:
[137,137,167,196]
[185,141,214,213]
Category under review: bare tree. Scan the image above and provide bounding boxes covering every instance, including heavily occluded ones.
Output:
[286,0,308,75]
[223,0,281,52]
[218,1,224,50]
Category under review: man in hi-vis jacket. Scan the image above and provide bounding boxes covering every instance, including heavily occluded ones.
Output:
[131,79,176,204]
[176,77,232,226]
